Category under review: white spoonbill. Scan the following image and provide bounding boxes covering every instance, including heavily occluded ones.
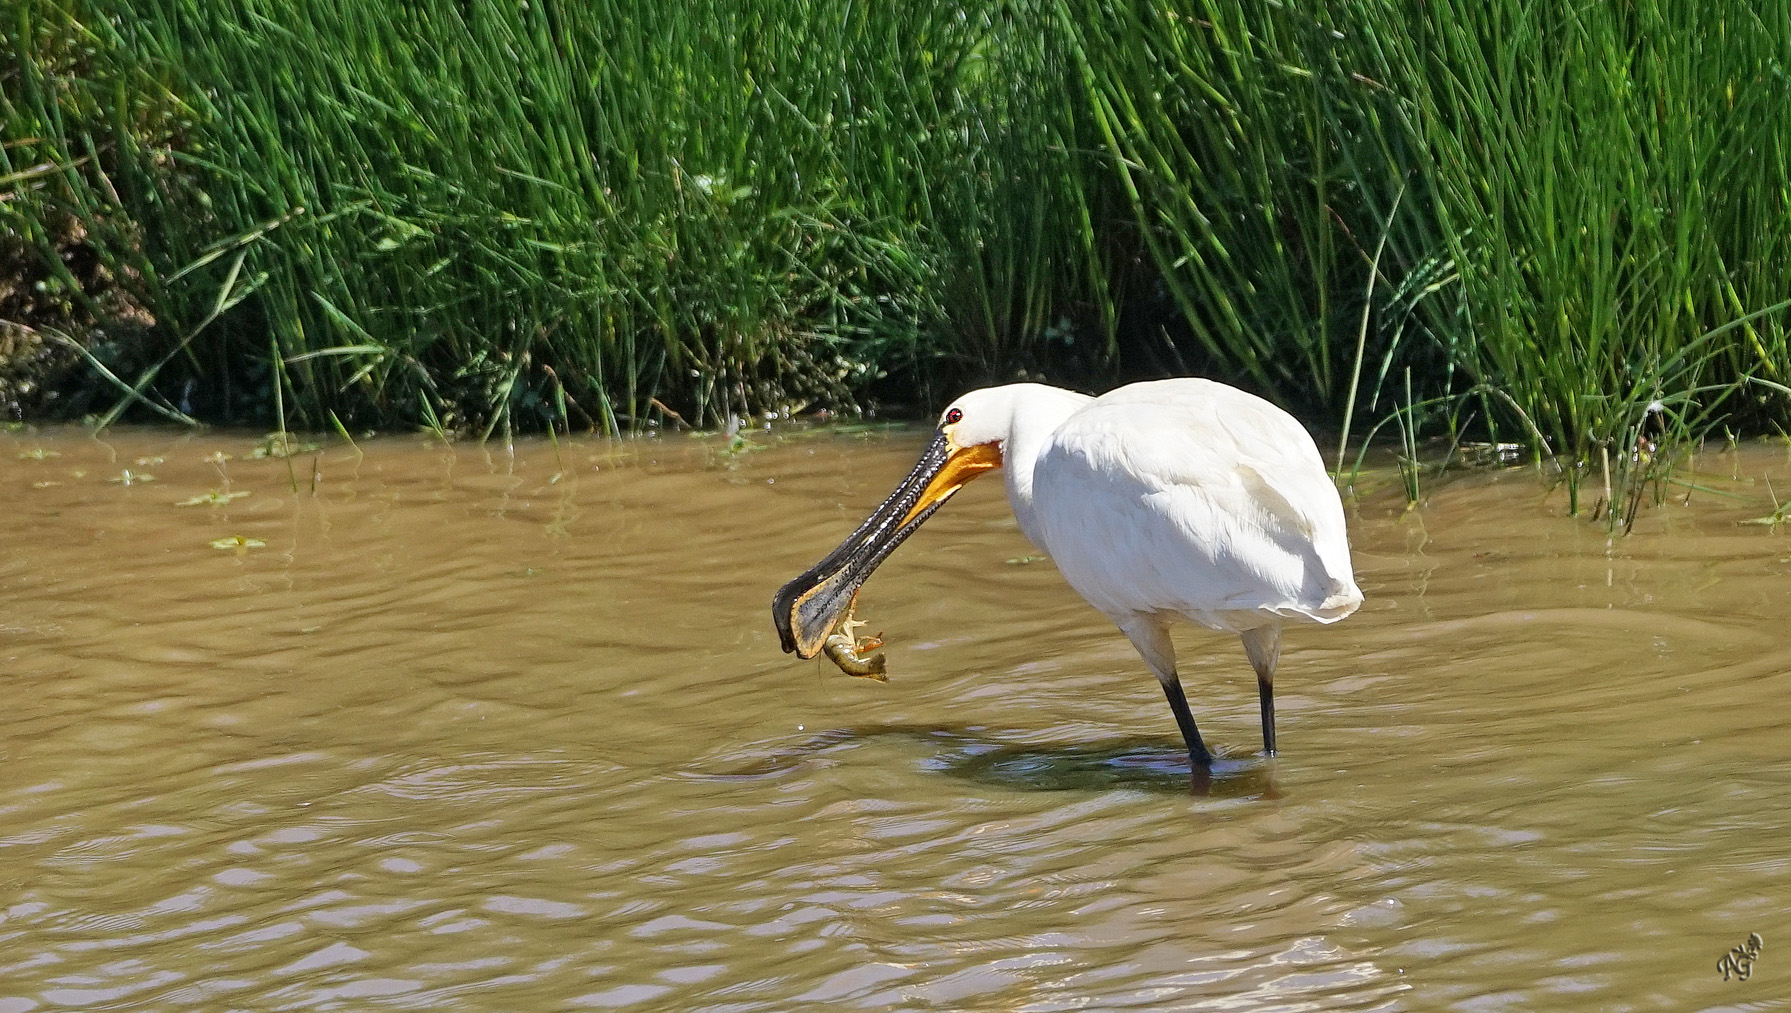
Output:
[772,378,1362,767]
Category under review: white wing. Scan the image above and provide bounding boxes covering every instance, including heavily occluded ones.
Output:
[1030,379,1361,632]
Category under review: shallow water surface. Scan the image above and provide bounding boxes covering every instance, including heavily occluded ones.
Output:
[1,426,1787,1010]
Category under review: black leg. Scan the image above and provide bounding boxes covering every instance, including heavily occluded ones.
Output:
[1258,674,1277,756]
[1160,675,1213,768]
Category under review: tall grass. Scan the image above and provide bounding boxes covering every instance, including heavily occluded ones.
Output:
[8,0,1119,431]
[7,0,1791,517]
[1063,0,1354,406]
[1065,0,1791,509]
[1315,0,1791,510]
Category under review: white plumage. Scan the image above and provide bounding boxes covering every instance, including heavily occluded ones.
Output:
[939,379,1361,762]
[774,377,1363,765]
[1017,380,1358,628]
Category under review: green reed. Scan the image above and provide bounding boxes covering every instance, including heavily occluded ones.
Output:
[1064,0,1791,513]
[1306,0,1791,512]
[7,0,1116,430]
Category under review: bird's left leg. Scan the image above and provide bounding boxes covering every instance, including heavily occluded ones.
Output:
[1120,617,1212,768]
[1240,626,1282,756]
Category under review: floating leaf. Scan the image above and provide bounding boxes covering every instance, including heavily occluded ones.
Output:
[17,448,59,460]
[177,490,252,507]
[210,535,266,551]
[109,470,155,485]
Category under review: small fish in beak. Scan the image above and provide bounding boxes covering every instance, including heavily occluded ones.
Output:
[820,609,888,680]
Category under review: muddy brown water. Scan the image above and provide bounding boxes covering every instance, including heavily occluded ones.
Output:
[1,425,1787,1010]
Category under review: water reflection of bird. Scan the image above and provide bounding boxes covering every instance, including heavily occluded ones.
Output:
[773,379,1362,769]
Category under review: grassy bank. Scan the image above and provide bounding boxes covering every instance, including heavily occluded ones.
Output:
[6,0,1122,434]
[5,0,1790,507]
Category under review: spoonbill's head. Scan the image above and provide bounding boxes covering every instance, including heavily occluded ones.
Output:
[771,388,1021,659]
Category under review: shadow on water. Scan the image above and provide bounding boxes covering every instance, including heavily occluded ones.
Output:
[695,725,1280,798]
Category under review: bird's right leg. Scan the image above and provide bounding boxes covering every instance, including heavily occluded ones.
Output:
[1120,617,1213,768]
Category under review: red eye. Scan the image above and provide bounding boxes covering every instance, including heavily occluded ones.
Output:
[945,408,963,424]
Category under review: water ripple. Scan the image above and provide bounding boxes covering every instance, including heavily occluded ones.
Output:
[1,430,1788,1009]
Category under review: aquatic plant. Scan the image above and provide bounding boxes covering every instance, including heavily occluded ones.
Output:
[209,534,265,552]
[7,0,1119,432]
[6,0,1789,526]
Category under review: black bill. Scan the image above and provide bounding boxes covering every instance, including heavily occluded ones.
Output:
[772,429,999,659]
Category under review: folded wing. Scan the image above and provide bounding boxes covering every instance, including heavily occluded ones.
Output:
[1031,379,1361,631]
